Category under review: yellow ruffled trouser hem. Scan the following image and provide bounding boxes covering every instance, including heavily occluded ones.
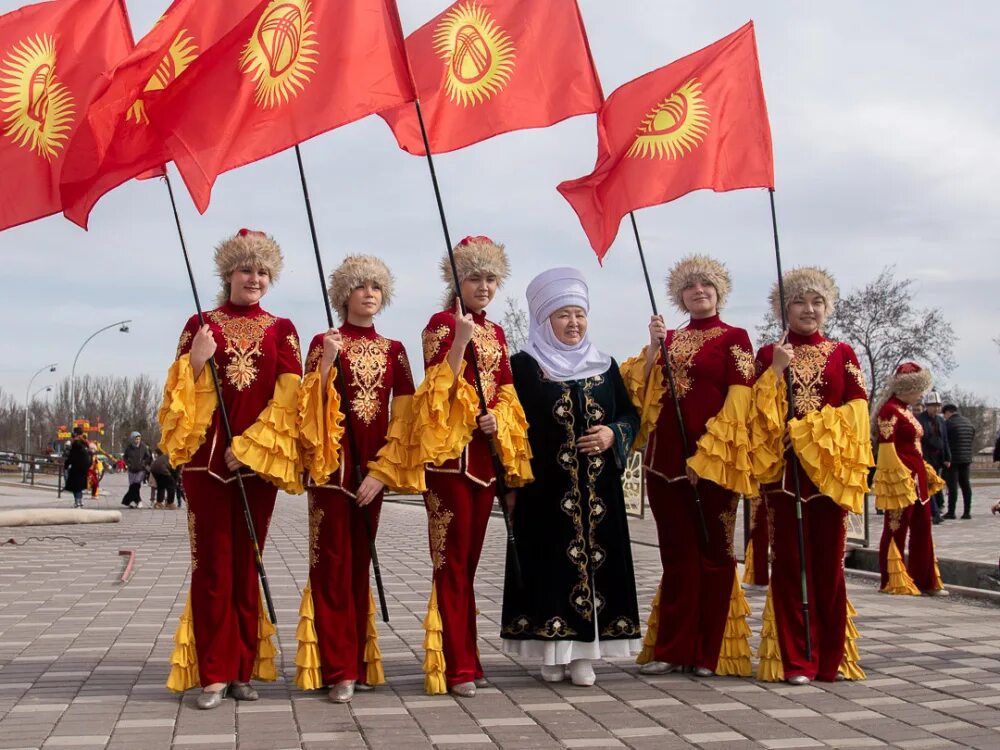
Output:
[931,547,945,592]
[422,582,447,695]
[294,583,322,691]
[365,589,386,686]
[635,584,661,665]
[839,597,865,680]
[165,589,277,692]
[715,572,752,677]
[881,539,920,595]
[755,586,784,682]
[742,540,756,585]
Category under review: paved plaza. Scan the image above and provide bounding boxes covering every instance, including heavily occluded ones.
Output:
[1,474,1000,750]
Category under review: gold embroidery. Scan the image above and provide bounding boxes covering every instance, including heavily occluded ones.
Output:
[308,499,324,568]
[845,360,866,392]
[501,615,578,638]
[287,334,301,367]
[471,322,503,404]
[175,330,192,360]
[789,341,837,415]
[766,502,776,565]
[206,310,277,391]
[601,617,640,638]
[426,490,454,570]
[666,327,726,398]
[397,348,412,384]
[422,324,450,364]
[553,386,591,620]
[343,335,391,425]
[186,509,198,572]
[305,344,322,375]
[720,496,738,558]
[582,375,608,581]
[878,415,897,440]
[888,508,902,533]
[900,407,924,457]
[730,345,755,383]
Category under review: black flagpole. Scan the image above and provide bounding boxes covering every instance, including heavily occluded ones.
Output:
[163,172,278,626]
[293,144,390,623]
[628,211,710,548]
[411,98,523,588]
[768,188,812,661]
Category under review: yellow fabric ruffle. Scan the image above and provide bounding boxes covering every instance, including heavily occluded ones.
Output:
[297,368,345,487]
[748,368,786,486]
[493,383,534,488]
[788,399,874,514]
[881,539,920,595]
[689,384,756,497]
[422,582,447,694]
[412,361,479,468]
[294,583,322,691]
[165,593,199,692]
[364,589,386,686]
[926,462,945,496]
[931,545,945,592]
[715,572,752,677]
[252,589,278,682]
[635,583,661,665]
[158,354,217,467]
[755,586,784,682]
[620,347,665,451]
[839,597,865,680]
[742,539,756,585]
[368,395,426,494]
[232,372,304,494]
[873,442,916,511]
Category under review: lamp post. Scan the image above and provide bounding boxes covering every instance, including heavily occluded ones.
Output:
[70,320,130,427]
[24,363,56,478]
[26,385,52,463]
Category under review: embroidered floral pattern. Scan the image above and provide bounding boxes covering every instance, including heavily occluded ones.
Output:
[501,615,578,638]
[286,334,301,367]
[878,415,898,440]
[343,335,391,425]
[186,509,198,572]
[397,348,414,387]
[720,497,738,558]
[175,330,192,360]
[206,309,277,390]
[730,345,755,383]
[426,491,454,570]
[845,360,866,392]
[471,322,503,404]
[422,324,450,364]
[900,407,924,457]
[601,616,640,638]
[667,327,726,398]
[305,343,322,375]
[789,341,837,415]
[308,500,324,568]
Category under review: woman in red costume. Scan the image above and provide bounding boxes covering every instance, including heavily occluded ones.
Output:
[751,267,871,685]
[873,363,947,596]
[413,236,532,697]
[159,230,303,709]
[293,255,422,703]
[621,254,755,679]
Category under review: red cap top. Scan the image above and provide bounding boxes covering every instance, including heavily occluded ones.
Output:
[238,228,266,238]
[457,235,492,247]
[895,362,923,375]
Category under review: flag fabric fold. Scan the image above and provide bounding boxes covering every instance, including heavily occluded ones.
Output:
[380,0,603,156]
[557,21,774,262]
[0,0,131,231]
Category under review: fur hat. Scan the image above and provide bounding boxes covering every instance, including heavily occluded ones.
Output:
[214,229,283,306]
[328,254,395,321]
[439,235,510,308]
[891,362,933,396]
[666,254,731,313]
[769,266,839,321]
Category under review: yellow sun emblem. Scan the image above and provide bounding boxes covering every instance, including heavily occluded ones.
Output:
[240,0,318,109]
[0,34,74,161]
[626,79,710,160]
[433,0,515,107]
[126,30,198,125]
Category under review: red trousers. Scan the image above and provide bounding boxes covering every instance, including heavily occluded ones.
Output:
[647,474,737,672]
[424,472,494,688]
[878,500,937,591]
[183,472,275,686]
[308,486,382,685]
[746,496,770,586]
[768,493,847,682]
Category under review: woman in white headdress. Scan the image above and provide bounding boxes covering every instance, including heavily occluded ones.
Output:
[500,267,642,687]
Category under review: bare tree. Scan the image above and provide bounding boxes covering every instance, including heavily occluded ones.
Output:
[501,296,529,353]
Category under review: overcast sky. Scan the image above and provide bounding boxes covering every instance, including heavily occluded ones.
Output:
[2,0,998,416]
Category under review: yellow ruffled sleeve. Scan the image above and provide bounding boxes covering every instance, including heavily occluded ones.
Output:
[788,399,874,514]
[872,442,916,511]
[493,383,533,488]
[689,384,756,497]
[296,367,345,487]
[232,372,304,494]
[157,354,217,467]
[411,360,479,467]
[925,462,945,496]
[368,395,426,494]
[748,367,786,486]
[619,346,664,450]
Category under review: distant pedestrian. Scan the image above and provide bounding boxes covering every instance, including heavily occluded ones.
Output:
[150,450,177,509]
[121,431,151,509]
[917,392,950,524]
[942,404,976,519]
[87,447,104,498]
[64,427,91,509]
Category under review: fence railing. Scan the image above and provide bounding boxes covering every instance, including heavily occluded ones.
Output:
[0,451,64,495]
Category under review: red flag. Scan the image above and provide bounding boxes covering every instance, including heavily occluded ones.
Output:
[558,22,774,261]
[148,0,415,214]
[0,0,131,231]
[381,0,602,155]
[59,0,261,229]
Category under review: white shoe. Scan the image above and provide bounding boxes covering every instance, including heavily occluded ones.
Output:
[569,659,595,687]
[540,664,566,683]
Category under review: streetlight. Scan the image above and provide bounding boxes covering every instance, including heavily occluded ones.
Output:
[24,363,56,472]
[25,386,52,463]
[70,320,131,426]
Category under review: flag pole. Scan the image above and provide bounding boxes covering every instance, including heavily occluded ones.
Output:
[411,98,523,589]
[162,171,278,626]
[627,211,710,548]
[293,144,390,624]
[767,188,812,661]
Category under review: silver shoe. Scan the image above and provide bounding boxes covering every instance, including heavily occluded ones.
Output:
[693,666,714,678]
[196,684,228,709]
[474,677,489,688]
[354,682,375,692]
[924,588,950,597]
[450,681,476,698]
[638,661,682,676]
[786,675,811,686]
[229,682,258,701]
[329,681,355,703]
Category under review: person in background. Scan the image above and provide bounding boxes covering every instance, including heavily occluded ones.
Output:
[150,449,177,509]
[87,446,104,498]
[64,427,91,509]
[121,431,151,509]
[942,404,976,519]
[917,392,950,525]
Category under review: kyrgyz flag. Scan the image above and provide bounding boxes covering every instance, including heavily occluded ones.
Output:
[380,0,602,155]
[59,0,260,229]
[0,0,131,231]
[148,0,415,214]
[558,22,774,261]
